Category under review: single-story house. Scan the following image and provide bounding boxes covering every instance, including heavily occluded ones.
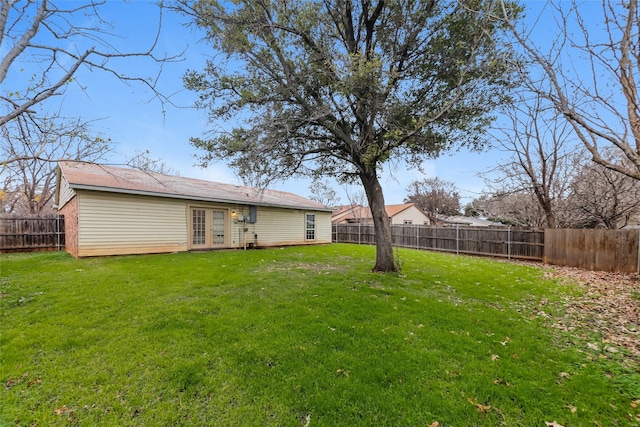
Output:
[54,161,332,257]
[332,203,430,225]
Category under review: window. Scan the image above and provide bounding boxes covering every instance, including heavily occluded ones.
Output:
[305,213,316,240]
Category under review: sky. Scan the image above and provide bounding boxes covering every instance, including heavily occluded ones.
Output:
[3,0,597,207]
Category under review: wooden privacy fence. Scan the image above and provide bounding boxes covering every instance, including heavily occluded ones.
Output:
[0,215,65,253]
[333,224,544,261]
[333,224,640,273]
[544,229,639,274]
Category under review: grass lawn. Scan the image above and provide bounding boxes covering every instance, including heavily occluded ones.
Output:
[1,244,638,426]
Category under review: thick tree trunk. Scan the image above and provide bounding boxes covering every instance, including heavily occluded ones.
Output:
[532,188,556,228]
[360,170,398,272]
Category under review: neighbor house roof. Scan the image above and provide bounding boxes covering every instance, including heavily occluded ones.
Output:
[332,204,372,223]
[331,203,426,223]
[441,215,505,227]
[385,203,416,217]
[57,161,331,211]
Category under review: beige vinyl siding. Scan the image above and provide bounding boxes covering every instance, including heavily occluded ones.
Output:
[391,206,430,225]
[74,190,331,256]
[57,175,76,209]
[77,190,188,256]
[236,207,331,247]
[315,211,332,242]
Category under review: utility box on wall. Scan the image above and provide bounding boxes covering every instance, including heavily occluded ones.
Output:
[248,205,257,223]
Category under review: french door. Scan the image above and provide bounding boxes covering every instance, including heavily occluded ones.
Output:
[190,208,227,249]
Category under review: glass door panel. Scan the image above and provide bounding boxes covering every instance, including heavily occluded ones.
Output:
[192,209,207,246]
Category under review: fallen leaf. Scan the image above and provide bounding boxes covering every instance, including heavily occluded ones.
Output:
[467,397,492,413]
[631,399,640,409]
[566,404,577,413]
[545,422,565,427]
[335,369,350,377]
[491,354,499,361]
[54,406,69,415]
[429,422,440,427]
[477,403,491,413]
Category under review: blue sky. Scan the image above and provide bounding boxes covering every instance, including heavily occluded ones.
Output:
[5,0,591,206]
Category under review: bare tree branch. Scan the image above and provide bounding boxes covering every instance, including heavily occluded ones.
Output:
[499,0,640,179]
[1,0,184,130]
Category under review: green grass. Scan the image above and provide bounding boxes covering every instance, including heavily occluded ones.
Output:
[1,245,638,426]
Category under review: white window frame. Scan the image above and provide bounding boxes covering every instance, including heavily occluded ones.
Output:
[305,213,316,241]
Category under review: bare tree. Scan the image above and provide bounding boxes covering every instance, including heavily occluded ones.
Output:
[500,0,640,180]
[404,177,461,223]
[1,114,110,214]
[471,192,547,227]
[569,150,640,228]
[1,0,180,163]
[127,151,178,176]
[484,93,581,228]
[308,179,340,207]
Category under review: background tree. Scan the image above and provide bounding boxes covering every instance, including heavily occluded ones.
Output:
[127,151,179,176]
[1,0,178,164]
[470,191,547,226]
[0,113,110,214]
[483,93,580,228]
[308,179,340,207]
[404,177,461,223]
[569,150,640,229]
[340,186,369,224]
[177,0,521,271]
[501,0,640,180]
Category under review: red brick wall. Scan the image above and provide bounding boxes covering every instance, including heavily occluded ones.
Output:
[58,196,79,257]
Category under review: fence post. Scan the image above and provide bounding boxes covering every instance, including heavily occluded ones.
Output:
[56,215,61,251]
[358,222,361,245]
[508,226,511,261]
[416,225,419,249]
[456,224,459,255]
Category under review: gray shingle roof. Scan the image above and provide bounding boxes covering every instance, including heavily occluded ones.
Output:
[58,161,330,211]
